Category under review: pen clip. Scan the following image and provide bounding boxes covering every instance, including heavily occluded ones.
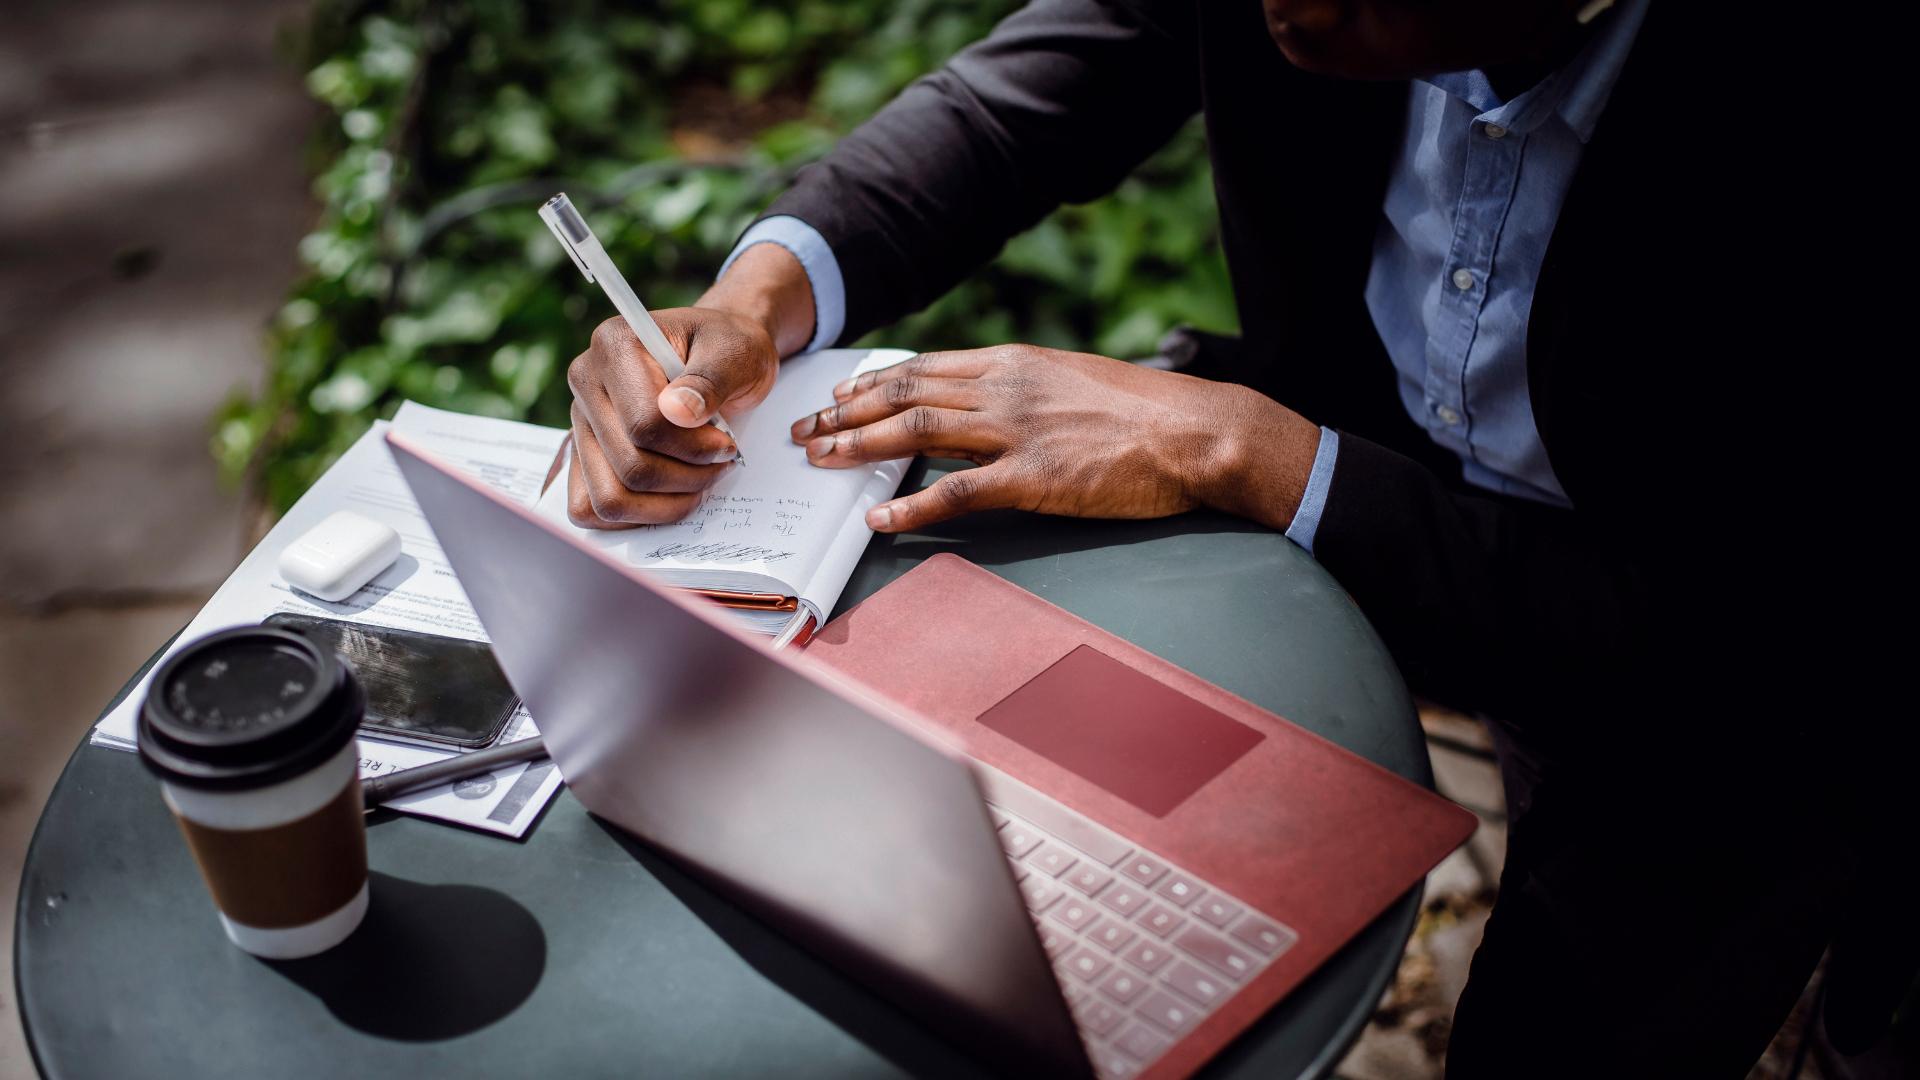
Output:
[539,193,597,284]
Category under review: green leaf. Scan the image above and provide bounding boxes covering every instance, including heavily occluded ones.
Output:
[484,86,555,167]
[384,290,504,350]
[729,10,791,57]
[247,2,1233,513]
[648,174,712,231]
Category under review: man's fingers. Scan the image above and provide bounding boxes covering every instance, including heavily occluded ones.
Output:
[587,316,675,426]
[566,431,634,531]
[572,342,735,465]
[831,350,998,402]
[865,466,1015,533]
[803,406,995,468]
[658,314,775,427]
[571,404,728,494]
[658,373,718,427]
[571,413,704,525]
[792,376,978,441]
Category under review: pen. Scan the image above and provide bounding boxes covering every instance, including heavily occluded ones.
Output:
[362,736,551,809]
[539,192,745,465]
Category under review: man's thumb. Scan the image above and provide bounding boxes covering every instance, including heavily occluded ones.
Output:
[658,375,715,427]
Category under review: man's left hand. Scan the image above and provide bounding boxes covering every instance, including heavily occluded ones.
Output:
[788,345,1322,534]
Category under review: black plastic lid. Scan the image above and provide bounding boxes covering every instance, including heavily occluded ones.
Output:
[138,626,364,791]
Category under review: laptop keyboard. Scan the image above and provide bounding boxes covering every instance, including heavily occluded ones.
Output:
[983,787,1298,1080]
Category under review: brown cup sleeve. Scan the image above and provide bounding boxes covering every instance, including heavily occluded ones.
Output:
[174,780,368,929]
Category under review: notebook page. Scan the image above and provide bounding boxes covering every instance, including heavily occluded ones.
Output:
[534,348,914,595]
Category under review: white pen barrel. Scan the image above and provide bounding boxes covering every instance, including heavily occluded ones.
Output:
[540,191,743,461]
[578,238,686,379]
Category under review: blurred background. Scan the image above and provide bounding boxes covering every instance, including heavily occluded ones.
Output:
[0,2,1849,1077]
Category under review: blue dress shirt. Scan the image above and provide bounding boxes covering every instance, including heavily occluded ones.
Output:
[723,0,1647,552]
[719,215,849,355]
[1293,0,1647,549]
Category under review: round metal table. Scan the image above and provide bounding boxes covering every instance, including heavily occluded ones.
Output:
[15,460,1429,1079]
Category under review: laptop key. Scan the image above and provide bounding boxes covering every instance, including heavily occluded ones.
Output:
[990,808,1010,829]
[1162,959,1228,1007]
[1229,914,1298,957]
[1075,997,1125,1037]
[1065,864,1113,897]
[1008,859,1030,882]
[1153,872,1202,908]
[1062,945,1113,983]
[1114,1023,1171,1062]
[1120,938,1174,975]
[1098,884,1149,918]
[1136,902,1186,939]
[1173,924,1256,981]
[1049,898,1101,932]
[1021,877,1061,913]
[1119,854,1167,887]
[1135,989,1200,1036]
[1090,919,1138,954]
[1000,825,1043,859]
[1194,894,1242,929]
[1028,841,1078,878]
[1098,967,1150,1005]
[978,776,1134,867]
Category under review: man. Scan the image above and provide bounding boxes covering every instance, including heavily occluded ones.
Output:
[562,0,1888,1073]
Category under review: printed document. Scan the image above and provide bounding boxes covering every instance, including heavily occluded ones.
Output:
[92,402,568,837]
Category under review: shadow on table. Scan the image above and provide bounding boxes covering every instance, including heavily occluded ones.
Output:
[263,871,547,1041]
[883,459,1271,571]
[880,507,1264,565]
[593,817,989,1080]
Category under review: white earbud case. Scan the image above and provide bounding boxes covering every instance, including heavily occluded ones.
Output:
[277,510,402,602]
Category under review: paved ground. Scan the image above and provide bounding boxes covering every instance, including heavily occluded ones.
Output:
[0,0,312,607]
[0,0,313,1074]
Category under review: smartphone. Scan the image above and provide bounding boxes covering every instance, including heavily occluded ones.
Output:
[263,613,519,750]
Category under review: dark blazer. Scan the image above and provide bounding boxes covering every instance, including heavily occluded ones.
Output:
[760,3,1902,1054]
[765,0,1831,751]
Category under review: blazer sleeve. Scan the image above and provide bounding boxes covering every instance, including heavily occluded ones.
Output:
[1311,433,1651,721]
[760,0,1201,345]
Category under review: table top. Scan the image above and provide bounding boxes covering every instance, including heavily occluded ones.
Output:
[15,459,1429,1080]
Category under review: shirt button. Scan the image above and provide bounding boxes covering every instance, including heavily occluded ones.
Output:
[1451,268,1475,290]
[1436,405,1462,426]
[1483,123,1508,139]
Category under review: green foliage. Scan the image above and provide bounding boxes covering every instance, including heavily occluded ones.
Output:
[227,0,1236,510]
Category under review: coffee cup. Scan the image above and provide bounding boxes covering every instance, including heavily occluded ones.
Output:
[138,626,369,958]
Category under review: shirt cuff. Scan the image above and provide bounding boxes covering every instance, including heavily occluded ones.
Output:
[717,215,846,355]
[1283,426,1340,555]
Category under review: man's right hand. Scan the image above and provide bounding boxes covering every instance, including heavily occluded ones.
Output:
[565,306,777,529]
[564,242,817,529]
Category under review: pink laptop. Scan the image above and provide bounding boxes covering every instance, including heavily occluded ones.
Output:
[389,432,1474,1079]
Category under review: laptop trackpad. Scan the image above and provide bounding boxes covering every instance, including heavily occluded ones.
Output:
[977,645,1265,817]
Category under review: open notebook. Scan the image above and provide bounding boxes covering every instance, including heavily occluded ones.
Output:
[534,348,915,640]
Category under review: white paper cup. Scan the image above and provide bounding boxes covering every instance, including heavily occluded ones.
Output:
[139,627,370,959]
[160,740,369,958]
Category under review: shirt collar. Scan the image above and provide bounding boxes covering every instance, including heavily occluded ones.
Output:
[1555,0,1650,143]
[1423,0,1649,144]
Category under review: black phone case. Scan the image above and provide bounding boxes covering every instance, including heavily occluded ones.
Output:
[262,613,519,749]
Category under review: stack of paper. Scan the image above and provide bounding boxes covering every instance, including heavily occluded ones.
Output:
[92,402,570,838]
